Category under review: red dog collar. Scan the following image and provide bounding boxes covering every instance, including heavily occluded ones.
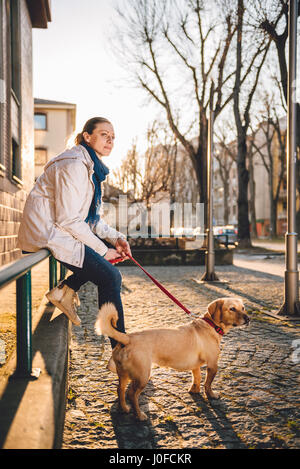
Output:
[202,317,224,336]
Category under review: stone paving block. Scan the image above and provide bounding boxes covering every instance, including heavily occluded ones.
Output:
[62,265,300,449]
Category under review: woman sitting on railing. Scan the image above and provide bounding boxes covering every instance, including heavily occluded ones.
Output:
[17,117,131,373]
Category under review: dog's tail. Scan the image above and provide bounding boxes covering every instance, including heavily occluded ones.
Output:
[95,302,130,346]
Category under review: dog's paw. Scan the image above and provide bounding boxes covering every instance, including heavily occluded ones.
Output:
[205,390,220,400]
[188,385,201,394]
[120,403,130,413]
[137,411,148,421]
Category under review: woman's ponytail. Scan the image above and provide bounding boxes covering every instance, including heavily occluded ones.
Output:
[74,117,111,146]
[75,132,84,145]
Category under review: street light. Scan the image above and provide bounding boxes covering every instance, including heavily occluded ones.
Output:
[201,84,219,282]
[278,0,300,316]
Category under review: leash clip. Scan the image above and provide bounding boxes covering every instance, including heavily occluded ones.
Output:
[189,312,200,320]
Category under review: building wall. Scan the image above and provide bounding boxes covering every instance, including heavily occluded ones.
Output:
[251,127,271,221]
[35,108,73,157]
[0,0,35,266]
[212,156,238,227]
[34,106,76,179]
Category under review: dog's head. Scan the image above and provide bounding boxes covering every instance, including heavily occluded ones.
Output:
[205,298,250,334]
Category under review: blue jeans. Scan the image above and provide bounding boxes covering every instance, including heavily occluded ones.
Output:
[59,244,125,349]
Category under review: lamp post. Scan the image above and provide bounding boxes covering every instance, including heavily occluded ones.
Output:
[201,106,219,282]
[278,0,300,316]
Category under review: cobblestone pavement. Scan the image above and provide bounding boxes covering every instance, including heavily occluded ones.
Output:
[62,264,300,449]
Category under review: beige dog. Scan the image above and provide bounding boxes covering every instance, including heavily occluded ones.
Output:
[95,297,249,421]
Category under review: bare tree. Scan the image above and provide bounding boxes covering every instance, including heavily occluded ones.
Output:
[233,0,271,247]
[112,0,238,228]
[112,120,175,207]
[250,0,300,232]
[112,138,140,199]
[141,121,173,208]
[249,0,300,145]
[214,125,236,226]
[250,90,286,238]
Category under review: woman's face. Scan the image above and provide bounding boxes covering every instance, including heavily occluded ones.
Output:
[83,122,115,157]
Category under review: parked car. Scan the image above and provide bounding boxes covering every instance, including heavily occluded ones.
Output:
[213,225,238,246]
[193,226,204,236]
[170,226,195,238]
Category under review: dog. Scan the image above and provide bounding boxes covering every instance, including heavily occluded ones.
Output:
[95,297,250,421]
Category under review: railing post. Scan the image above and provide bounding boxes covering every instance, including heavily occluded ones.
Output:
[59,263,67,282]
[15,272,32,378]
[0,250,51,380]
[14,271,41,379]
[49,256,57,290]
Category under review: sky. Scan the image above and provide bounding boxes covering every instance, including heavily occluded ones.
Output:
[32,0,157,171]
[32,0,300,174]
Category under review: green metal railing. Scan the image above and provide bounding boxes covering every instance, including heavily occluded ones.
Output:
[0,250,67,379]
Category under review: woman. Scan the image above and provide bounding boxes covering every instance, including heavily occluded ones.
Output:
[17,117,131,370]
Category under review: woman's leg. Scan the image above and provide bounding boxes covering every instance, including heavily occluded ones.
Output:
[59,245,125,349]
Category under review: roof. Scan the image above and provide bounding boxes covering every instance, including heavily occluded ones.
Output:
[34,98,77,109]
[26,0,51,29]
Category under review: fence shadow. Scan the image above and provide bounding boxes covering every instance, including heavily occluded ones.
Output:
[0,306,69,449]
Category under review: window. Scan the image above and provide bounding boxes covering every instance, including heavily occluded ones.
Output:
[0,45,5,176]
[34,147,47,166]
[34,147,47,181]
[0,1,4,173]
[12,137,20,177]
[34,113,47,130]
[9,0,22,183]
[10,0,20,99]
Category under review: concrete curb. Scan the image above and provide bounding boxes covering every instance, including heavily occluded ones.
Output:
[0,298,71,449]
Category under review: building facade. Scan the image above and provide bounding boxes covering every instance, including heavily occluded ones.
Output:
[212,157,238,227]
[34,98,76,180]
[0,0,51,266]
[211,117,299,238]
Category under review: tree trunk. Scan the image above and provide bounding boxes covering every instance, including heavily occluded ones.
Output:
[223,176,230,226]
[237,136,251,247]
[268,168,277,238]
[271,198,278,238]
[194,123,208,232]
[269,189,276,239]
[248,150,258,238]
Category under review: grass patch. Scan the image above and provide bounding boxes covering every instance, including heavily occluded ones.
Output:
[287,420,300,434]
[67,387,78,403]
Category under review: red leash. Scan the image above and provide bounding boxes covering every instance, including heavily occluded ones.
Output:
[109,254,192,316]
[109,254,225,336]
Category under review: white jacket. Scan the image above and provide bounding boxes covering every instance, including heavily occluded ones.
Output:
[17,145,125,267]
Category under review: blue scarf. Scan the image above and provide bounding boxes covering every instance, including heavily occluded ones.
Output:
[80,142,110,228]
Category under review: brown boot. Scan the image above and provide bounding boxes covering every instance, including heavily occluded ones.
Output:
[46,284,81,326]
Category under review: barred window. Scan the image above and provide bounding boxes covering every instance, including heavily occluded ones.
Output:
[9,0,22,184]
[34,147,47,166]
[0,1,4,173]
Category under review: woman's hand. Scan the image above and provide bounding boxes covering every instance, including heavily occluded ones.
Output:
[104,248,123,262]
[115,237,132,260]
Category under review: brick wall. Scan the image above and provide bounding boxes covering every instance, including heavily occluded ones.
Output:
[0,0,35,267]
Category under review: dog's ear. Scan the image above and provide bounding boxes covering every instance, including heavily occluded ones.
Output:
[208,299,224,323]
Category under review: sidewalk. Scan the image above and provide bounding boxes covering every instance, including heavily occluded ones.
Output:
[251,238,300,252]
[62,262,300,449]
